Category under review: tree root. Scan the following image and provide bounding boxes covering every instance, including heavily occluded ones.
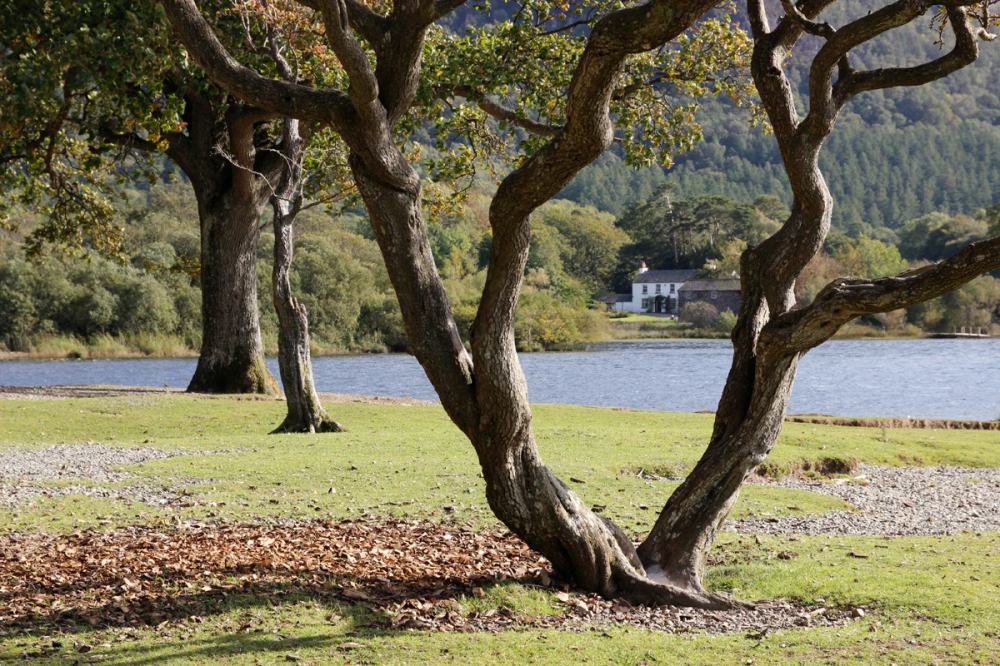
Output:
[612,564,753,610]
[270,415,345,434]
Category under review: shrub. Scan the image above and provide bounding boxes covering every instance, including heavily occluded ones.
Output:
[715,308,737,333]
[679,301,720,327]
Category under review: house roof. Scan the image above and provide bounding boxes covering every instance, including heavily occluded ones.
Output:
[596,293,633,304]
[678,279,742,292]
[633,269,698,284]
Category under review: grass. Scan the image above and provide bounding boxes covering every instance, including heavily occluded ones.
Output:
[0,333,198,360]
[2,394,1000,664]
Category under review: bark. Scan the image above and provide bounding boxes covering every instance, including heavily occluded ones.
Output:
[188,185,277,394]
[161,0,996,608]
[269,117,344,433]
[168,93,283,395]
[638,1,987,594]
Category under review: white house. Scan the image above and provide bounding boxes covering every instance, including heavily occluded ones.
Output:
[597,264,698,314]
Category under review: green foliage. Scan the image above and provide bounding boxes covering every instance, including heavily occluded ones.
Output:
[514,290,608,351]
[832,235,907,278]
[534,200,628,295]
[611,192,781,291]
[411,2,754,200]
[897,212,990,261]
[0,0,187,256]
[715,308,737,333]
[678,301,719,327]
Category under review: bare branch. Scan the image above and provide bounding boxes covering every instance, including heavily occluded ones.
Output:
[769,235,1000,354]
[834,6,979,102]
[780,0,835,37]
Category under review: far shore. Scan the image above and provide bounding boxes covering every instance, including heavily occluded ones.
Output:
[1,329,964,363]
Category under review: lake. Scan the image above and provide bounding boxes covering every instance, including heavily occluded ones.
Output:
[1,338,999,420]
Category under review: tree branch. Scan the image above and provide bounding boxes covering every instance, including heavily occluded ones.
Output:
[780,0,835,37]
[318,0,380,107]
[293,0,389,46]
[159,0,352,124]
[768,235,1000,354]
[835,6,979,102]
[452,86,561,136]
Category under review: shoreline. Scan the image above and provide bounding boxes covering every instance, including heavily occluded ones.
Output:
[0,384,996,429]
[3,332,976,362]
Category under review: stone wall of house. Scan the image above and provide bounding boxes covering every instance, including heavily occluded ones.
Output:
[678,289,741,315]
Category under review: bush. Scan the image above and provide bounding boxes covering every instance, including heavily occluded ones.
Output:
[515,291,608,351]
[113,275,179,335]
[679,301,720,327]
[715,309,737,333]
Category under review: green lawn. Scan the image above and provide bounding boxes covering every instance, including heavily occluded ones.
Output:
[1,394,999,664]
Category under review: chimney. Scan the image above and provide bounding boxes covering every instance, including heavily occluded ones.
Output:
[638,262,648,274]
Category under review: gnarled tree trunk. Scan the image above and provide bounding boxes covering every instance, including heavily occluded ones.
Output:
[162,0,998,609]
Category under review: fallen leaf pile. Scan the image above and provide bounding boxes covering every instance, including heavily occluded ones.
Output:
[0,519,859,637]
[0,519,543,631]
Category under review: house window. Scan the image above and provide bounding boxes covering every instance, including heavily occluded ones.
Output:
[670,284,675,293]
[642,285,648,294]
[711,291,718,299]
[655,284,661,294]
[641,298,651,310]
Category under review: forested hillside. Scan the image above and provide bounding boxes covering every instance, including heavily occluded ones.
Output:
[557,2,1000,233]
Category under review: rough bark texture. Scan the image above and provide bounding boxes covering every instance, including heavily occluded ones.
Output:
[638,0,988,593]
[269,117,344,433]
[163,91,282,395]
[188,183,276,394]
[161,0,997,607]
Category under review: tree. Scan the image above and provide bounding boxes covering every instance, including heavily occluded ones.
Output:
[0,1,284,394]
[635,0,1000,603]
[678,301,719,327]
[159,0,997,609]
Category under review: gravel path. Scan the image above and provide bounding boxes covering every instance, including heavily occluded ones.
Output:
[732,463,1000,536]
[0,444,195,508]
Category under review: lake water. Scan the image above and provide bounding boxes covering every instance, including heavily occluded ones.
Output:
[2,338,999,420]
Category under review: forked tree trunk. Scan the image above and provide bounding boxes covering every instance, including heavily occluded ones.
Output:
[270,119,343,434]
[187,188,279,395]
[161,0,995,610]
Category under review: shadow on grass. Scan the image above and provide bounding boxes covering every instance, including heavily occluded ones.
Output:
[2,571,531,637]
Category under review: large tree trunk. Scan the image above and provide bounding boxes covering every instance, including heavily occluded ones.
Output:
[187,188,278,394]
[270,118,343,433]
[173,97,282,396]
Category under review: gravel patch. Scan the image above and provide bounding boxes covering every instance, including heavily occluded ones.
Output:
[0,444,182,483]
[0,444,204,508]
[731,463,1000,536]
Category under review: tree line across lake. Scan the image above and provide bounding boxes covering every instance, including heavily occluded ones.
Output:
[3,177,999,357]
